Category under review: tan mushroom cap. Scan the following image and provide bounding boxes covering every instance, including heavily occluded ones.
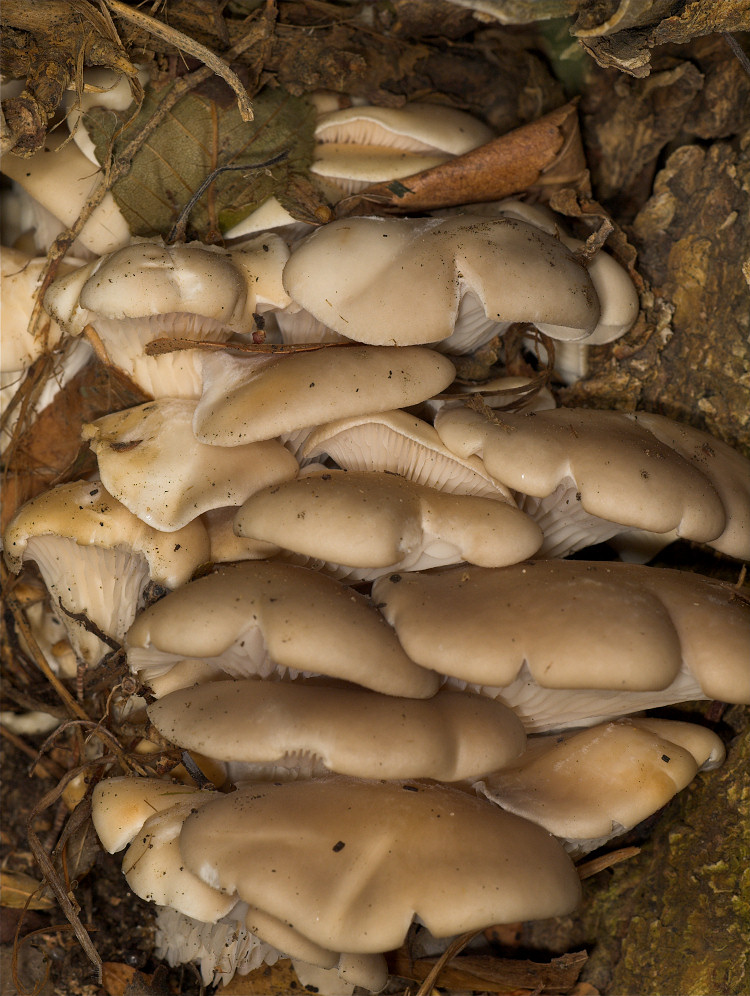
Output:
[434,407,732,550]
[372,561,750,704]
[148,682,526,782]
[91,775,201,853]
[282,215,600,347]
[628,412,750,561]
[234,470,542,575]
[3,480,209,587]
[302,409,513,500]
[122,797,236,923]
[192,345,456,445]
[202,506,281,565]
[44,236,290,338]
[83,399,299,531]
[476,718,720,849]
[180,777,581,955]
[630,717,726,770]
[1,248,68,371]
[126,562,439,698]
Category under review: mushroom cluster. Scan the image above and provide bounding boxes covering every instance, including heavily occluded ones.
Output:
[3,96,750,996]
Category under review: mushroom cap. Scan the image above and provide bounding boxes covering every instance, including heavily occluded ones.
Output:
[302,409,513,500]
[126,561,439,698]
[147,682,526,782]
[192,346,456,445]
[44,236,290,337]
[476,718,715,849]
[282,215,600,347]
[314,103,494,155]
[434,406,733,549]
[234,470,542,574]
[91,775,201,853]
[180,777,581,954]
[371,560,750,705]
[3,480,209,587]
[83,399,299,531]
[628,411,750,560]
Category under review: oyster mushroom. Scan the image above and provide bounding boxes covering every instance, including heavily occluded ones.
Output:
[372,560,750,730]
[43,236,291,398]
[433,406,750,559]
[126,561,439,698]
[147,682,527,783]
[3,480,210,666]
[233,469,542,580]
[281,214,600,352]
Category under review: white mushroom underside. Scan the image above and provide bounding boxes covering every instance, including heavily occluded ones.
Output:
[25,536,150,666]
[443,662,706,733]
[516,477,666,558]
[305,422,511,500]
[129,645,310,690]
[92,314,235,398]
[154,903,281,988]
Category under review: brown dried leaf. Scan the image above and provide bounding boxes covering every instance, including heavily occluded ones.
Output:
[389,947,588,994]
[0,871,54,911]
[217,958,302,994]
[335,101,586,217]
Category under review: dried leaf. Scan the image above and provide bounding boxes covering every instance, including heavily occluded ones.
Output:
[86,84,319,241]
[334,101,587,217]
[389,947,588,994]
[0,871,54,911]
[217,958,302,994]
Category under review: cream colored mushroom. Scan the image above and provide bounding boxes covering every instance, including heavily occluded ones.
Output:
[3,481,210,666]
[371,560,750,730]
[147,682,526,782]
[433,406,749,559]
[192,345,456,445]
[126,561,439,698]
[301,409,513,499]
[43,236,291,398]
[234,469,542,580]
[281,214,600,351]
[83,398,299,531]
[179,777,582,956]
[475,718,726,855]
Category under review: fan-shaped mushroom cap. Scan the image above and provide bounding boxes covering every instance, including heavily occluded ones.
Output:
[3,480,209,665]
[148,682,526,782]
[434,406,744,558]
[234,470,542,578]
[126,562,439,698]
[43,236,290,398]
[282,215,600,348]
[91,775,201,853]
[372,561,750,730]
[301,409,513,500]
[180,778,581,955]
[192,345,456,445]
[83,399,299,531]
[475,717,724,854]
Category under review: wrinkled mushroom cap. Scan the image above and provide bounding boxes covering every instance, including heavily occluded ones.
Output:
[180,777,581,954]
[434,407,732,546]
[83,399,299,531]
[127,562,439,698]
[148,682,526,782]
[282,215,599,346]
[372,560,750,705]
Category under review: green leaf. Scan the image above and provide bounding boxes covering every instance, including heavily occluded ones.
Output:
[87,84,319,241]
